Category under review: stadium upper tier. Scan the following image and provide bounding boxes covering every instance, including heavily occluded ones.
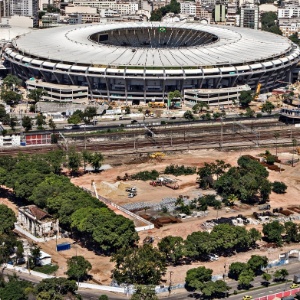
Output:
[7,23,297,67]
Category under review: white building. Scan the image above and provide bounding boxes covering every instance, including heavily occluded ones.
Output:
[0,134,21,146]
[9,0,39,27]
[18,205,59,238]
[278,5,300,18]
[180,2,197,16]
[72,0,138,15]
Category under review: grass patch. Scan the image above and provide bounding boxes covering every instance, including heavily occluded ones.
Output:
[33,264,59,274]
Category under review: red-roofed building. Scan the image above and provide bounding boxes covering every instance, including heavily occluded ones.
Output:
[18,205,59,238]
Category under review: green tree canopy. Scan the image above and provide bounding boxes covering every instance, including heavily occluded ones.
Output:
[22,116,33,132]
[247,255,268,275]
[2,74,22,90]
[239,91,253,108]
[66,255,92,281]
[1,90,22,106]
[130,285,158,300]
[158,236,185,265]
[28,88,47,103]
[112,244,166,285]
[228,262,248,280]
[0,205,16,234]
[263,220,285,246]
[185,266,212,291]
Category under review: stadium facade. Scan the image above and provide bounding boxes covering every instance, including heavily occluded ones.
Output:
[4,22,300,102]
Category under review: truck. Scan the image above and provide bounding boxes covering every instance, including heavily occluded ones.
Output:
[258,204,271,211]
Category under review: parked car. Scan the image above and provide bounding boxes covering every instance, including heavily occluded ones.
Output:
[290,283,299,289]
[208,253,219,261]
[242,296,252,300]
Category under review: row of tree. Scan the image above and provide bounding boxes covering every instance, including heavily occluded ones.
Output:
[111,224,261,286]
[0,152,138,255]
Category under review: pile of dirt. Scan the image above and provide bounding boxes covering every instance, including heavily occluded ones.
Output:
[97,181,131,198]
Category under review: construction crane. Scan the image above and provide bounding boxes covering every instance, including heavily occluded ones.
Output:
[254,83,262,101]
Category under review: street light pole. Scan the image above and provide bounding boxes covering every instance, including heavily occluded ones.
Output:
[168,271,173,296]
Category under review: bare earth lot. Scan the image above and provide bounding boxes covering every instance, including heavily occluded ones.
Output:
[2,147,300,286]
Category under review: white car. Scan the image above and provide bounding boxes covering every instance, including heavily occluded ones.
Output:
[64,125,72,130]
[208,254,219,261]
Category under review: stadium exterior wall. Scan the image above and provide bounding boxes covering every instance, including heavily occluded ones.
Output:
[4,57,298,102]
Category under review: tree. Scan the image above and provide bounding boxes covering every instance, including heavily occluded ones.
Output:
[238,269,254,289]
[67,148,82,174]
[262,272,271,285]
[22,116,32,132]
[228,262,248,280]
[245,107,255,118]
[272,181,287,194]
[261,101,275,114]
[261,12,282,35]
[247,255,268,275]
[2,74,22,90]
[239,91,253,108]
[89,152,104,172]
[35,277,78,297]
[185,231,214,260]
[0,205,16,234]
[192,102,209,113]
[158,236,185,265]
[285,221,300,243]
[68,114,81,125]
[168,90,181,101]
[273,269,289,281]
[1,90,22,106]
[130,285,158,300]
[201,280,230,298]
[125,106,131,114]
[36,114,46,129]
[185,266,212,291]
[84,107,97,124]
[30,244,41,267]
[9,117,18,131]
[112,244,166,285]
[99,296,109,300]
[262,220,285,246]
[0,275,33,300]
[183,110,194,120]
[28,89,47,104]
[66,256,92,282]
[48,118,56,131]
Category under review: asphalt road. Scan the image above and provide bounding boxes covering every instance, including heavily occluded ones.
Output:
[3,260,300,300]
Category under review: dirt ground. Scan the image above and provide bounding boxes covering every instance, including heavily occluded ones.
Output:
[2,147,300,286]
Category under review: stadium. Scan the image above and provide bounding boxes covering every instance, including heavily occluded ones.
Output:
[3,22,300,103]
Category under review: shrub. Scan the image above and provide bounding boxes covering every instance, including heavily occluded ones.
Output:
[131,170,159,181]
[164,164,196,176]
[272,181,287,194]
[266,155,276,165]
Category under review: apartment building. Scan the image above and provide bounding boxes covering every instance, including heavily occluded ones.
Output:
[240,4,259,29]
[180,1,197,16]
[72,0,138,15]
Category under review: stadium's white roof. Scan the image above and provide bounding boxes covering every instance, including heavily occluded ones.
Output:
[12,22,294,68]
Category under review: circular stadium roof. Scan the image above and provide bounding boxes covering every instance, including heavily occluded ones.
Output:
[12,22,293,68]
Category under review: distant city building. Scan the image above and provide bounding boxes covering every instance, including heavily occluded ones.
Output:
[226,1,238,24]
[65,6,100,23]
[9,0,38,27]
[180,2,197,16]
[240,4,259,29]
[214,4,226,22]
[279,18,300,37]
[41,13,60,27]
[72,0,138,15]
[278,5,300,18]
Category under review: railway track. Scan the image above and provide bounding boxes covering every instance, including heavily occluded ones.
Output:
[0,122,299,156]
